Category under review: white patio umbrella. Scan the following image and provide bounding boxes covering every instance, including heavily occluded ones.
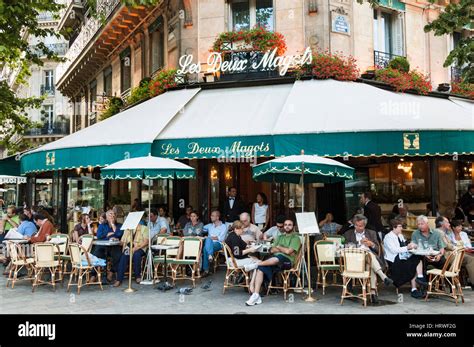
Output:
[252,152,354,301]
[101,155,195,289]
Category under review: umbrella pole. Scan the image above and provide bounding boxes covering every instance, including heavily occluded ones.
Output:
[124,228,136,293]
[141,179,154,285]
[301,163,315,302]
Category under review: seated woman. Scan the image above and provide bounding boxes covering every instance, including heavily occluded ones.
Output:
[383,218,426,299]
[449,220,472,249]
[318,212,342,235]
[182,211,203,236]
[225,221,260,268]
[72,213,92,243]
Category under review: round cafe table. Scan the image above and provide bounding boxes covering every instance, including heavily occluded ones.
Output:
[151,244,179,291]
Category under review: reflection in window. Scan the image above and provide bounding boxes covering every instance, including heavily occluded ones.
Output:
[231,0,250,31]
[256,0,274,30]
[35,179,52,207]
[67,174,104,227]
[230,0,274,31]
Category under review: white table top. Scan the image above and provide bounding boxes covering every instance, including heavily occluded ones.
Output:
[409,249,440,256]
[151,244,179,250]
[2,239,29,244]
[93,240,121,246]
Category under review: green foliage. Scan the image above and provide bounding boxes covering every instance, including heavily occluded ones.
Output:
[100,97,124,120]
[387,56,410,73]
[126,79,151,106]
[423,0,473,83]
[149,69,178,97]
[0,0,65,153]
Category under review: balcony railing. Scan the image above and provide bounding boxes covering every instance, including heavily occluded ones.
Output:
[374,50,405,69]
[40,84,55,96]
[451,66,462,83]
[56,0,120,83]
[30,43,69,57]
[25,121,70,137]
[37,12,57,22]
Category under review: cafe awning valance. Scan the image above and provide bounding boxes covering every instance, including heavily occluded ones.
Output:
[20,88,200,174]
[272,79,474,157]
[0,155,22,176]
[151,84,293,159]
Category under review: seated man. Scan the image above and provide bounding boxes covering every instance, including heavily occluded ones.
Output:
[1,206,20,241]
[92,210,123,282]
[225,220,261,268]
[319,212,342,235]
[244,218,301,306]
[27,213,53,243]
[343,214,394,303]
[17,213,37,238]
[240,212,261,243]
[201,210,228,276]
[436,217,474,290]
[114,223,149,287]
[411,215,446,274]
[148,208,169,239]
[263,215,285,242]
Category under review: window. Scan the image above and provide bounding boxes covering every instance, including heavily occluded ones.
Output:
[230,0,274,31]
[43,104,54,130]
[89,80,97,126]
[120,47,131,93]
[373,9,404,56]
[43,70,54,94]
[103,66,112,96]
[89,80,97,113]
[149,16,164,74]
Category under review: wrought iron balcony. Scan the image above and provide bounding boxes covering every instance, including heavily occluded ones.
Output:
[37,12,57,22]
[40,84,55,96]
[451,66,462,83]
[56,0,120,83]
[30,43,69,57]
[374,50,405,69]
[25,121,70,137]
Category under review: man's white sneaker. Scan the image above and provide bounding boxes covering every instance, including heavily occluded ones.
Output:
[245,293,262,306]
[244,262,259,272]
[208,255,214,262]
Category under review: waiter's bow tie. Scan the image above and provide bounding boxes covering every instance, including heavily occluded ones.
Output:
[229,197,235,200]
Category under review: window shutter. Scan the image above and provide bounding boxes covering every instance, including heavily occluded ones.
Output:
[392,12,404,56]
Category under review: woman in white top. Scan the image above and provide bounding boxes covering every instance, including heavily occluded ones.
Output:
[449,220,472,248]
[384,218,426,298]
[251,192,269,232]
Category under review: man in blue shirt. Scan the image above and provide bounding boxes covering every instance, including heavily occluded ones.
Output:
[17,213,37,237]
[201,210,228,276]
[148,208,169,240]
[92,210,123,282]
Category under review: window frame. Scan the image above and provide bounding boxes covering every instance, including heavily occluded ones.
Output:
[229,0,274,32]
[120,47,132,94]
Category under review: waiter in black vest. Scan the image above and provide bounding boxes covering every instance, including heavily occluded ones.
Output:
[223,186,245,223]
[360,191,384,240]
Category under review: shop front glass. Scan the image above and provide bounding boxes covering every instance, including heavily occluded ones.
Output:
[67,172,104,232]
[345,159,431,223]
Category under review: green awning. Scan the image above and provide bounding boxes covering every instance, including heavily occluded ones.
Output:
[377,0,405,11]
[0,155,21,176]
[20,88,201,174]
[21,143,151,174]
[274,131,474,158]
[151,135,274,159]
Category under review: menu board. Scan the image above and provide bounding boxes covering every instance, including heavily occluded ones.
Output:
[295,212,320,234]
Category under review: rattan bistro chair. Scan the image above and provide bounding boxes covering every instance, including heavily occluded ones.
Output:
[169,237,202,287]
[222,243,250,294]
[314,240,342,295]
[425,248,465,305]
[50,233,70,280]
[153,236,182,284]
[67,243,104,294]
[79,234,94,253]
[340,248,372,307]
[5,241,34,289]
[32,243,60,292]
[267,246,304,300]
